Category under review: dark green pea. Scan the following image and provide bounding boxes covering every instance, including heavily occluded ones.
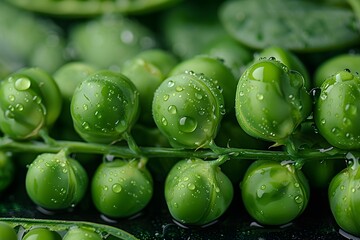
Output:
[0,151,14,193]
[121,49,178,125]
[53,62,98,102]
[22,228,62,240]
[169,55,236,113]
[0,67,62,139]
[254,46,310,89]
[235,59,312,146]
[314,69,360,149]
[240,160,310,225]
[91,159,153,218]
[165,157,233,225]
[69,14,157,69]
[328,156,360,236]
[0,221,17,240]
[152,71,225,149]
[314,53,360,88]
[25,150,88,210]
[71,70,139,144]
[63,227,102,240]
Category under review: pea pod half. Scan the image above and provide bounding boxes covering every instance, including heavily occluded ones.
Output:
[0,68,62,140]
[71,70,139,144]
[314,69,360,149]
[152,71,225,149]
[240,160,310,225]
[165,157,233,225]
[235,59,312,146]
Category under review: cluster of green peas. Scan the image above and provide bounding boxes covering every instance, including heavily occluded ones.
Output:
[1,43,360,238]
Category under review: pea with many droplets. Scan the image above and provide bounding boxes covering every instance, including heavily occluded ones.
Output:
[152,71,225,149]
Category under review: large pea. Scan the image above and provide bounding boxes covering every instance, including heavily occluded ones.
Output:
[152,71,225,149]
[63,227,102,240]
[235,59,312,146]
[314,69,360,149]
[0,221,17,240]
[22,228,62,240]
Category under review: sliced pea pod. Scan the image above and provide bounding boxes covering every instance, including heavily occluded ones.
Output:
[0,217,139,240]
[6,0,182,17]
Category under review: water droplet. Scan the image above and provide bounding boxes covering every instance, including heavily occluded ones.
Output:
[194,93,203,100]
[83,104,88,110]
[8,95,15,102]
[82,122,90,130]
[168,105,177,114]
[187,183,196,190]
[4,110,14,119]
[176,86,184,92]
[14,77,31,91]
[167,81,174,87]
[163,94,169,101]
[294,195,303,204]
[161,117,168,126]
[256,93,264,100]
[112,184,122,193]
[331,127,340,136]
[173,202,178,208]
[178,116,197,133]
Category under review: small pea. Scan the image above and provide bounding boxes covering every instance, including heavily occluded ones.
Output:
[63,227,102,240]
[22,228,61,240]
[0,221,17,240]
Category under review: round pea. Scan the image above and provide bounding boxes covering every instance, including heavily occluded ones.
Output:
[25,150,88,210]
[63,227,102,240]
[91,159,153,218]
[22,228,61,240]
[0,222,17,240]
[240,160,310,225]
[152,71,225,149]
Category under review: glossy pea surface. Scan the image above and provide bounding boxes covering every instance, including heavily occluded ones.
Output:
[152,71,225,148]
[235,59,312,145]
[240,160,310,225]
[91,159,153,218]
[62,227,102,240]
[0,222,17,240]
[315,70,360,149]
[22,228,62,240]
[165,158,233,225]
[71,70,139,144]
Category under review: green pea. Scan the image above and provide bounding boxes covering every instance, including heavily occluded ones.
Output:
[63,227,102,240]
[25,150,88,210]
[314,53,360,88]
[71,70,139,144]
[314,69,360,149]
[152,71,225,149]
[165,157,233,225]
[91,159,153,218]
[121,49,178,125]
[328,155,360,236]
[0,221,17,240]
[240,160,310,225]
[22,228,61,240]
[0,67,62,140]
[0,151,14,193]
[169,55,236,113]
[235,59,312,146]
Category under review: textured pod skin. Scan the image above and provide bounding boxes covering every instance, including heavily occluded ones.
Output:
[169,55,237,113]
[152,71,225,148]
[0,68,62,139]
[71,70,139,144]
[240,160,310,225]
[63,227,102,240]
[25,150,88,210]
[328,159,360,236]
[235,59,312,145]
[165,158,233,225]
[315,70,360,149]
[22,228,62,240]
[0,222,17,240]
[91,159,153,218]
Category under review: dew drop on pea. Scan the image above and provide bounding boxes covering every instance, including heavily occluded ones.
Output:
[8,94,15,102]
[82,122,90,130]
[167,81,174,88]
[163,94,169,101]
[187,183,196,191]
[168,105,177,114]
[14,77,31,91]
[178,116,197,133]
[4,110,14,119]
[294,195,303,204]
[161,117,168,126]
[112,183,122,193]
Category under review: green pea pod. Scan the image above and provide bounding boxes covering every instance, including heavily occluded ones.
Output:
[165,157,233,225]
[169,55,237,113]
[240,160,310,225]
[121,49,178,126]
[0,217,139,240]
[91,159,153,218]
[235,59,312,146]
[0,67,62,140]
[314,70,360,149]
[25,150,88,210]
[71,70,139,144]
[0,221,17,240]
[0,151,14,193]
[152,71,225,149]
[22,228,61,240]
[328,155,360,236]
